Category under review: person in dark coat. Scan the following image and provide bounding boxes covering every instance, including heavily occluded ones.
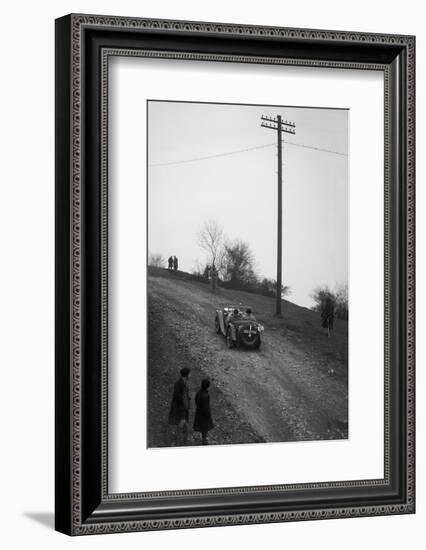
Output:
[173,255,178,271]
[193,378,214,445]
[211,264,217,289]
[168,367,191,445]
[168,256,173,270]
[321,293,336,337]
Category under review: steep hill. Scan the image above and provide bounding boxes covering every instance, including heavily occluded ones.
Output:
[147,267,348,448]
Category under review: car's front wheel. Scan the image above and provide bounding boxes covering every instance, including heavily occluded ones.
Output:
[240,331,260,349]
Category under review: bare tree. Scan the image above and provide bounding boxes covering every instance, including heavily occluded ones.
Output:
[259,277,292,298]
[198,220,226,287]
[148,253,165,268]
[311,285,331,312]
[312,284,348,322]
[321,293,336,337]
[223,239,257,286]
[311,285,336,337]
[335,283,349,320]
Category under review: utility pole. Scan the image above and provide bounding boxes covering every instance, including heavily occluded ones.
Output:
[261,114,296,316]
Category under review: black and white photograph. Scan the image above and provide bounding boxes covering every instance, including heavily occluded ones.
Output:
[0,0,418,544]
[147,100,349,448]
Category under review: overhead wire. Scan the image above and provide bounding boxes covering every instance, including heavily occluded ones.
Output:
[149,143,275,167]
[149,140,348,168]
[282,140,348,157]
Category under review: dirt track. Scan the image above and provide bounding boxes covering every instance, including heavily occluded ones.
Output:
[147,268,348,448]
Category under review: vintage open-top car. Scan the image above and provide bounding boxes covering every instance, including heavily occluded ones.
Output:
[215,306,264,349]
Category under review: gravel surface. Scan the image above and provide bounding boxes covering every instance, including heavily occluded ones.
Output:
[147,268,348,448]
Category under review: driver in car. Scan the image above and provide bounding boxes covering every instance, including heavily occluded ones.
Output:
[244,307,256,321]
[226,308,241,323]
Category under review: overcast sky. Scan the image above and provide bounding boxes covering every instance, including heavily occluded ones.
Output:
[147,100,348,308]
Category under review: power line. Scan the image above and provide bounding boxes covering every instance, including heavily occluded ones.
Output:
[283,140,348,157]
[149,143,274,167]
[149,140,347,168]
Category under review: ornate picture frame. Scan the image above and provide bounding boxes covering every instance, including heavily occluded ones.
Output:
[55,14,415,535]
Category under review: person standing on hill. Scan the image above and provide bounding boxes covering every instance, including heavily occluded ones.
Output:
[173,255,178,271]
[168,367,191,446]
[193,378,214,445]
[168,256,173,270]
[321,292,336,338]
